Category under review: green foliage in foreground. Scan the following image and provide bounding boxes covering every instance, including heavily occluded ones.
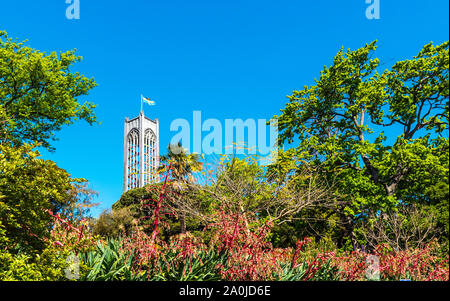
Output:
[0,243,69,281]
[79,239,146,281]
[77,239,339,281]
[78,238,226,281]
[149,249,227,281]
[276,261,340,281]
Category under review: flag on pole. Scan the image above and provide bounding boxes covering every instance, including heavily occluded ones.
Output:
[141,94,155,106]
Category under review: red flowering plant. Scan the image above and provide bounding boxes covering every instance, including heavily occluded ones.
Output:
[120,164,225,280]
[207,208,285,281]
[46,210,98,254]
[332,250,368,281]
[281,237,341,281]
[121,165,174,278]
[374,240,449,281]
[25,210,100,281]
[168,233,207,265]
[318,240,449,281]
[120,164,215,280]
[92,159,449,282]
[121,226,165,279]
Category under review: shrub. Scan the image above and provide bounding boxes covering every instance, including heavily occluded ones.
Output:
[0,244,70,281]
[91,208,136,238]
[79,238,146,281]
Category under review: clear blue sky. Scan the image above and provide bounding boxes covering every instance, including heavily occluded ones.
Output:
[1,0,448,217]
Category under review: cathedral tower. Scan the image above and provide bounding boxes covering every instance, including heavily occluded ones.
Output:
[123,110,159,192]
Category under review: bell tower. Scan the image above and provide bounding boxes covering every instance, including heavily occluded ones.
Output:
[123,110,159,192]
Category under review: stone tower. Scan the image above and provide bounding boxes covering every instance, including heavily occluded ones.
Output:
[123,110,159,192]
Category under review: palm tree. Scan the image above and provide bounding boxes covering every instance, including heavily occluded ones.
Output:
[159,142,202,234]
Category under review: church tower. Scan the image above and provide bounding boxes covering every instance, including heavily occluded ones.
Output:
[123,110,159,192]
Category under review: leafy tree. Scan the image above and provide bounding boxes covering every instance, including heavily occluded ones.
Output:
[0,143,89,252]
[113,183,195,240]
[0,30,97,151]
[0,32,101,279]
[113,185,154,212]
[160,142,203,234]
[112,184,163,230]
[274,41,449,248]
[0,30,99,252]
[91,208,135,238]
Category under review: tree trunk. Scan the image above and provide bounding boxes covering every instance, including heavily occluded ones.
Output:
[178,191,186,234]
[180,211,186,234]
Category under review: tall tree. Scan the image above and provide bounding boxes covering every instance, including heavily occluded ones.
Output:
[274,41,449,248]
[0,30,97,150]
[160,142,202,234]
[0,31,99,252]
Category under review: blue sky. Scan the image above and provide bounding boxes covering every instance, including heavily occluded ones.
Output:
[1,0,448,217]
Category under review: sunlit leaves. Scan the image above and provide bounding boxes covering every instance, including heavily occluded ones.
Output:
[0,31,97,150]
[274,40,449,231]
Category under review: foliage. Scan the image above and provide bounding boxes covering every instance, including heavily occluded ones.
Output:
[374,241,449,281]
[193,154,337,230]
[3,177,446,282]
[47,209,98,254]
[158,234,225,281]
[79,238,146,281]
[207,208,282,281]
[61,182,99,223]
[0,143,89,252]
[0,30,100,280]
[159,142,203,234]
[113,185,155,212]
[91,208,136,238]
[0,30,97,151]
[122,230,226,281]
[113,182,197,240]
[0,246,69,281]
[274,40,449,248]
[1,103,98,253]
[0,210,95,281]
[1,37,449,281]
[359,203,445,251]
[0,200,98,281]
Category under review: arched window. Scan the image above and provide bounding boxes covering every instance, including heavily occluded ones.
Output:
[144,129,157,184]
[127,129,139,189]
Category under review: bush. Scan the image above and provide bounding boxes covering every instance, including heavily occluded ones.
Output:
[0,245,70,281]
[79,238,146,281]
[91,208,136,238]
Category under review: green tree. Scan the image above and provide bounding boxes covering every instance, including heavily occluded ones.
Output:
[0,143,88,252]
[113,183,191,240]
[113,184,163,231]
[160,142,203,234]
[274,41,449,249]
[0,30,97,151]
[113,185,154,213]
[91,208,135,238]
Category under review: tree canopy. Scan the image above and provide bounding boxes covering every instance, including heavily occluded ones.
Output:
[0,31,97,150]
[0,30,99,253]
[274,40,449,248]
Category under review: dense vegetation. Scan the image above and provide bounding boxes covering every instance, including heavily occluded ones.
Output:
[1,31,448,281]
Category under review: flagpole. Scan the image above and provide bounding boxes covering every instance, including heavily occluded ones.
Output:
[140,94,143,113]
